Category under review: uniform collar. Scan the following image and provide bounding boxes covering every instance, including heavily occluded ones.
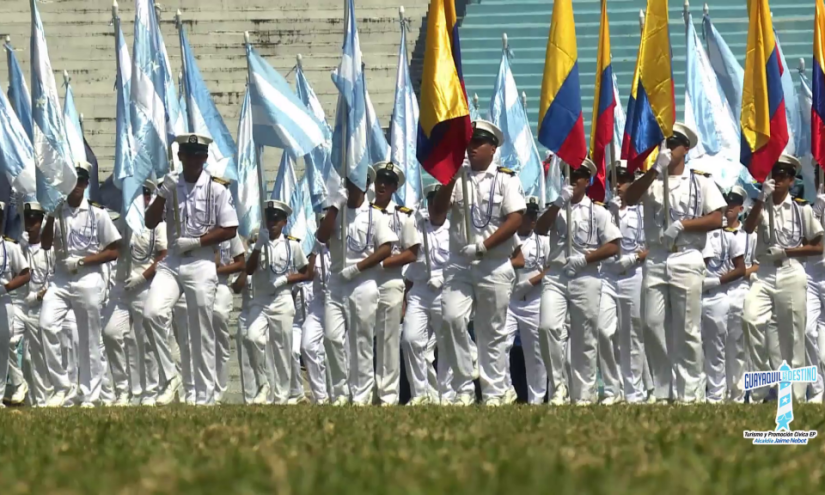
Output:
[469,160,497,177]
[572,195,592,208]
[180,170,211,188]
[69,198,90,212]
[777,193,794,209]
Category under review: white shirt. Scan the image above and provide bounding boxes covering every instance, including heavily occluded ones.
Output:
[754,195,823,264]
[602,204,645,275]
[115,219,168,282]
[166,171,239,246]
[449,162,526,261]
[217,233,245,284]
[516,231,550,287]
[22,240,51,302]
[546,196,621,268]
[328,201,398,274]
[377,200,421,281]
[703,227,746,279]
[642,169,726,253]
[406,217,451,284]
[251,235,308,299]
[53,198,122,277]
[312,246,331,296]
[0,237,29,288]
[807,194,825,274]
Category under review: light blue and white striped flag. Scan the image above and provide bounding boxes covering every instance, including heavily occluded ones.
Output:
[272,152,298,204]
[127,0,168,231]
[702,11,743,132]
[113,6,136,187]
[796,67,816,203]
[775,31,800,156]
[270,153,316,255]
[486,48,544,199]
[30,0,77,212]
[4,38,33,141]
[0,89,36,199]
[247,43,325,157]
[180,24,237,181]
[157,20,184,176]
[390,17,422,208]
[611,70,625,158]
[62,73,85,164]
[235,84,260,238]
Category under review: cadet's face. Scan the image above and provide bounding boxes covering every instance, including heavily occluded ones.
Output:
[69,177,88,202]
[519,212,537,234]
[179,152,208,177]
[467,139,496,168]
[617,178,633,196]
[571,173,589,195]
[266,213,287,236]
[374,177,397,204]
[25,213,43,233]
[771,169,795,194]
[725,204,742,223]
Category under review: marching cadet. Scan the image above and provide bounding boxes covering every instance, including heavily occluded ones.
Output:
[370,161,421,406]
[243,200,311,404]
[700,188,747,403]
[41,161,121,407]
[288,281,310,404]
[143,134,239,406]
[302,235,331,404]
[402,183,453,405]
[623,123,726,404]
[536,159,621,406]
[315,170,396,406]
[721,186,756,403]
[600,161,650,404]
[430,120,526,406]
[0,201,31,408]
[101,179,168,406]
[807,190,825,402]
[214,231,245,404]
[743,155,824,402]
[504,196,548,405]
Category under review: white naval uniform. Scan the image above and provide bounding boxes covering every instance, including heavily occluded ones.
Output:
[701,227,746,402]
[301,247,330,404]
[101,220,168,401]
[598,204,651,403]
[0,237,28,404]
[441,163,525,402]
[541,196,621,403]
[505,231,549,404]
[726,225,756,403]
[744,195,824,401]
[289,281,310,401]
[641,169,726,402]
[325,201,397,404]
[20,239,54,406]
[7,271,27,400]
[805,195,825,400]
[403,216,452,403]
[41,199,121,404]
[375,201,421,405]
[143,172,238,406]
[214,233,245,402]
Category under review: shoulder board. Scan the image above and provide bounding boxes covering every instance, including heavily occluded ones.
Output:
[497,167,516,176]
[3,236,17,244]
[396,206,413,215]
[690,169,711,178]
[286,235,301,242]
[370,203,387,213]
[594,201,606,208]
[794,197,809,205]
[90,201,106,209]
[724,227,739,233]
[211,177,230,187]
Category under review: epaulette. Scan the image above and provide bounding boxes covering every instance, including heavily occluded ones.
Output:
[724,227,739,233]
[690,169,711,178]
[370,203,388,213]
[594,201,606,208]
[286,235,301,242]
[396,206,413,215]
[497,167,516,176]
[90,201,106,209]
[3,236,17,244]
[794,197,809,205]
[211,177,230,187]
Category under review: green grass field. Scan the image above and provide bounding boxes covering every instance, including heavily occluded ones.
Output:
[2,404,824,494]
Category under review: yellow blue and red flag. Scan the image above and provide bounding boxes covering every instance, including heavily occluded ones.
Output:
[812,0,825,169]
[621,0,675,173]
[588,0,614,201]
[740,0,788,182]
[416,0,472,184]
[538,0,586,168]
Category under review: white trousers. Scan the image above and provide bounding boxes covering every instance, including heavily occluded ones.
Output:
[539,270,601,403]
[213,284,234,401]
[236,304,256,404]
[744,262,808,402]
[643,250,705,402]
[301,296,328,403]
[40,272,107,402]
[21,306,52,406]
[242,295,295,404]
[805,273,825,397]
[726,283,749,402]
[505,289,547,404]
[441,258,515,401]
[701,288,729,402]
[290,320,304,399]
[403,284,452,401]
[144,259,217,405]
[7,300,25,395]
[0,296,14,400]
[375,277,405,405]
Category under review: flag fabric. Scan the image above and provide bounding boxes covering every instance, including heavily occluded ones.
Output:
[812,0,825,170]
[84,137,100,202]
[62,74,86,165]
[271,153,316,256]
[390,17,422,208]
[538,0,586,168]
[4,39,33,141]
[588,0,615,202]
[469,96,480,121]
[127,0,169,231]
[703,11,745,131]
[157,23,185,176]
[246,44,325,158]
[487,48,544,199]
[740,0,788,183]
[416,0,473,184]
[611,71,626,161]
[271,151,298,205]
[545,153,563,204]
[179,24,238,181]
[30,0,77,212]
[235,84,260,238]
[622,0,675,173]
[295,60,337,212]
[796,66,817,202]
[775,31,800,156]
[363,81,391,171]
[113,7,136,189]
[0,89,36,199]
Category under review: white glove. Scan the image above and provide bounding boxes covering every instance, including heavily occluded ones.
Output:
[312,239,325,255]
[662,220,684,249]
[124,274,147,291]
[323,185,348,210]
[158,172,179,199]
[653,144,672,175]
[340,264,360,282]
[702,277,721,292]
[767,246,787,262]
[553,184,574,208]
[512,279,534,299]
[617,254,638,271]
[758,179,775,203]
[427,276,444,292]
[255,228,269,251]
[460,242,487,259]
[173,237,201,255]
[25,292,38,307]
[608,196,622,214]
[0,285,7,297]
[63,256,81,274]
[563,254,588,277]
[272,276,289,291]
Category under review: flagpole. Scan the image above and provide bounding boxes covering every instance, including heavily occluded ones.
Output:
[339,0,350,270]
[245,32,269,270]
[465,95,476,249]
[112,0,134,277]
[176,10,194,132]
[564,162,572,257]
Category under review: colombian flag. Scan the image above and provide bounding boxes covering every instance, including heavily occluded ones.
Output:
[588,0,615,202]
[812,0,825,170]
[740,0,788,182]
[537,0,586,168]
[622,0,675,173]
[416,0,473,184]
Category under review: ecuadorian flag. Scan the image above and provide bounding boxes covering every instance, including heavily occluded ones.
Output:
[621,0,675,173]
[812,0,825,170]
[537,0,586,168]
[588,0,615,201]
[740,0,788,182]
[416,0,473,184]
